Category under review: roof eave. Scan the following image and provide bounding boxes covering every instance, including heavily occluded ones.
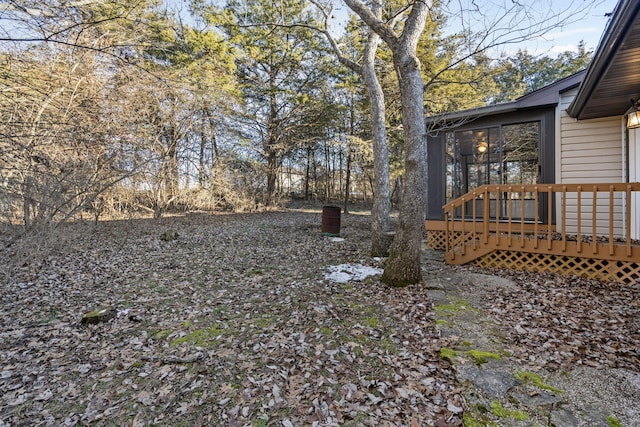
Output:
[425,102,518,126]
[426,71,586,129]
[567,0,640,119]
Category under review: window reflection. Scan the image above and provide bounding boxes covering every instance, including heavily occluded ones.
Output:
[445,122,540,220]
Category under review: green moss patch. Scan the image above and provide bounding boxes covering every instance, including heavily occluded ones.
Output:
[319,326,333,335]
[467,350,502,365]
[440,347,458,361]
[362,316,380,328]
[433,298,479,317]
[440,347,502,365]
[514,371,563,394]
[490,401,528,421]
[607,416,624,427]
[463,411,496,427]
[80,307,117,324]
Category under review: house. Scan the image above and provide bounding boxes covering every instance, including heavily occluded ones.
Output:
[424,0,640,283]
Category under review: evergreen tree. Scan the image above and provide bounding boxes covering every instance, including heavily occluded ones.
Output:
[220,0,333,205]
[492,42,592,103]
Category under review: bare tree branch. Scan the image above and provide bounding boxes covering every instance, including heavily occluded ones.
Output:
[307,0,361,73]
[343,0,399,49]
[424,0,604,93]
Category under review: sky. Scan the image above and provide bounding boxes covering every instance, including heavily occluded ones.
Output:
[169,0,616,58]
[509,1,615,56]
[326,0,617,58]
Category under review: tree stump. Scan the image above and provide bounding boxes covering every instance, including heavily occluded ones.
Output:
[81,307,117,325]
[160,230,179,241]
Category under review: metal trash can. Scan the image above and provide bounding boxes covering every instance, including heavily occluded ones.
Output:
[321,205,341,236]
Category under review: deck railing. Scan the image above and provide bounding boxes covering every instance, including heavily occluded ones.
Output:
[443,183,640,265]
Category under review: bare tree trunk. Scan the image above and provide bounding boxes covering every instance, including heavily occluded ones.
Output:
[305,146,312,200]
[199,118,206,188]
[391,176,402,208]
[344,147,352,214]
[364,0,392,256]
[265,90,279,206]
[206,109,219,165]
[166,128,179,205]
[344,0,431,286]
[23,176,34,229]
[338,144,343,197]
[313,4,391,253]
[332,144,337,199]
[211,131,218,166]
[381,54,427,286]
[324,139,330,202]
[266,150,277,205]
[313,156,318,200]
[344,105,355,214]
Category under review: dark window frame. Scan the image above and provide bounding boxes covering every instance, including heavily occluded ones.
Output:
[426,107,555,221]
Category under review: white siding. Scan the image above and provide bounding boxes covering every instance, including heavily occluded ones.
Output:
[557,89,626,237]
[630,128,640,240]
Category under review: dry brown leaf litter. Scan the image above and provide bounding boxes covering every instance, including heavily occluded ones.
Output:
[459,267,640,372]
[1,210,638,426]
[0,212,461,426]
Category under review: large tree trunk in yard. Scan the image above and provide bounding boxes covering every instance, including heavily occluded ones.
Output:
[344,0,430,286]
[265,89,279,206]
[166,128,179,204]
[380,56,427,286]
[364,1,392,257]
[316,1,391,255]
[365,83,391,256]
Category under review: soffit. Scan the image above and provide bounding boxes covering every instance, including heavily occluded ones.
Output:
[569,0,640,119]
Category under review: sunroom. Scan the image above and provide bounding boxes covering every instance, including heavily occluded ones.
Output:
[423,0,640,283]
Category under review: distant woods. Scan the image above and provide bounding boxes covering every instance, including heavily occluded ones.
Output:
[0,0,592,227]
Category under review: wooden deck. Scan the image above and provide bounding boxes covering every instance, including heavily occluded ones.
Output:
[426,183,640,283]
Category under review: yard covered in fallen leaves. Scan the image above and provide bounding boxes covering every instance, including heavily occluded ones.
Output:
[3,208,640,426]
[0,210,463,426]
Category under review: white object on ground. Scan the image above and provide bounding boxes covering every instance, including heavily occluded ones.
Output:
[325,263,383,283]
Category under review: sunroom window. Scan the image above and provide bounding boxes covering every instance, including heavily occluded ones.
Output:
[445,121,540,220]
